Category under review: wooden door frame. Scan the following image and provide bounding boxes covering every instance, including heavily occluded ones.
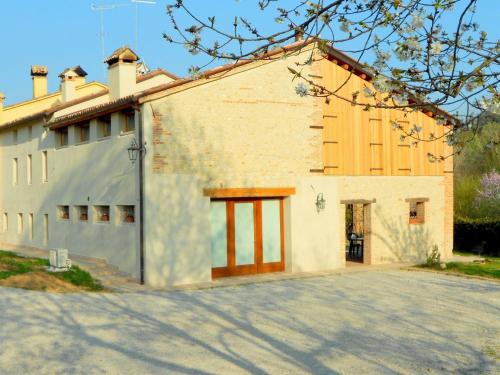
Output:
[211,197,285,278]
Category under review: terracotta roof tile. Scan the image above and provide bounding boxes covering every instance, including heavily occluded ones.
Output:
[136,68,180,82]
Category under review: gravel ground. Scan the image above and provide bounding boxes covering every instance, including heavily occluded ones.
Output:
[0,270,498,375]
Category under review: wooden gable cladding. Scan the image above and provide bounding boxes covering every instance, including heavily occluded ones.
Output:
[369,117,384,175]
[323,113,341,173]
[394,119,412,175]
[319,58,450,176]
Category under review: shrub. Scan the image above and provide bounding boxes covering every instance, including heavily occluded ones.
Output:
[454,217,500,256]
[425,245,441,267]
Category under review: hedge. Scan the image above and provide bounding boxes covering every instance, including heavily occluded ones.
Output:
[454,217,500,257]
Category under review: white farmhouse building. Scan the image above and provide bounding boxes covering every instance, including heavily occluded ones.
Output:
[0,42,454,288]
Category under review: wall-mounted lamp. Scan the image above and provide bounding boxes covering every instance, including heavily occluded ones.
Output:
[316,193,326,212]
[127,137,147,163]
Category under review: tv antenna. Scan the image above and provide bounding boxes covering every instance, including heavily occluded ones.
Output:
[91,2,129,78]
[131,0,157,52]
[91,1,156,79]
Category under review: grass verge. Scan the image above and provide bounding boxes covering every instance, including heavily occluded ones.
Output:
[417,252,500,280]
[0,250,103,292]
[444,258,500,279]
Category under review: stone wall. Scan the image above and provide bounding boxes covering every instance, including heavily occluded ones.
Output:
[147,47,324,188]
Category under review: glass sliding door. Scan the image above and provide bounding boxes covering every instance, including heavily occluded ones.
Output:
[210,201,228,268]
[210,198,285,278]
[262,200,282,264]
[234,202,255,266]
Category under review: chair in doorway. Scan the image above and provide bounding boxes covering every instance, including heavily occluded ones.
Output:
[347,233,364,261]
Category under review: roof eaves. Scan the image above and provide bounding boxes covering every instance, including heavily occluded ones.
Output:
[47,95,137,130]
[0,89,110,130]
[0,111,47,130]
[45,89,109,115]
[136,69,180,83]
[137,38,318,103]
[323,45,373,79]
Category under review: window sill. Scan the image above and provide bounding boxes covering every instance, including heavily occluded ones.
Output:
[409,219,424,225]
[97,136,111,142]
[95,221,110,224]
[55,145,69,150]
[76,140,89,146]
[120,130,134,136]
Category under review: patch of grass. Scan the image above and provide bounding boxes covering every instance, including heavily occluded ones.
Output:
[445,259,500,279]
[0,251,47,280]
[419,253,500,280]
[52,265,103,291]
[0,250,103,291]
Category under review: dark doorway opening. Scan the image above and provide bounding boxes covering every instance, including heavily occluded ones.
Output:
[345,203,364,262]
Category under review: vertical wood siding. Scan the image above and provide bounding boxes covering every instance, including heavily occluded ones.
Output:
[320,59,450,176]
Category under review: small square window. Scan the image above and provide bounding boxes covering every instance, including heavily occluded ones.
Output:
[94,205,110,222]
[78,122,90,143]
[76,205,88,221]
[97,115,111,138]
[57,205,70,220]
[121,110,135,133]
[408,200,425,224]
[117,205,135,223]
[56,128,69,147]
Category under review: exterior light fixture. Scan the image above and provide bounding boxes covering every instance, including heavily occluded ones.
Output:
[127,137,146,163]
[316,193,326,212]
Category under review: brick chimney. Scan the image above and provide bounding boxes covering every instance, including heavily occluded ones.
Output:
[105,46,139,100]
[59,66,88,102]
[31,65,48,99]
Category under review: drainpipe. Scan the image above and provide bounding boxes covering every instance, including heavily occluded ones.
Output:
[137,105,145,285]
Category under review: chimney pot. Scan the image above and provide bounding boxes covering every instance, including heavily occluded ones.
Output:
[105,46,139,99]
[59,66,87,102]
[31,65,48,99]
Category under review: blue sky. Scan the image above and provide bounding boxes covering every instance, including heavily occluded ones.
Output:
[0,0,498,106]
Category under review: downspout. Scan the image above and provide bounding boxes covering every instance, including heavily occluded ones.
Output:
[137,105,145,285]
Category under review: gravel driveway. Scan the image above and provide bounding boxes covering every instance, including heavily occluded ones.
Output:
[0,270,498,375]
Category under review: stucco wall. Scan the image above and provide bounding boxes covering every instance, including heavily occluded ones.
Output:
[0,114,140,277]
[142,48,324,287]
[0,72,174,279]
[337,176,447,263]
[288,176,446,272]
[141,171,447,287]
